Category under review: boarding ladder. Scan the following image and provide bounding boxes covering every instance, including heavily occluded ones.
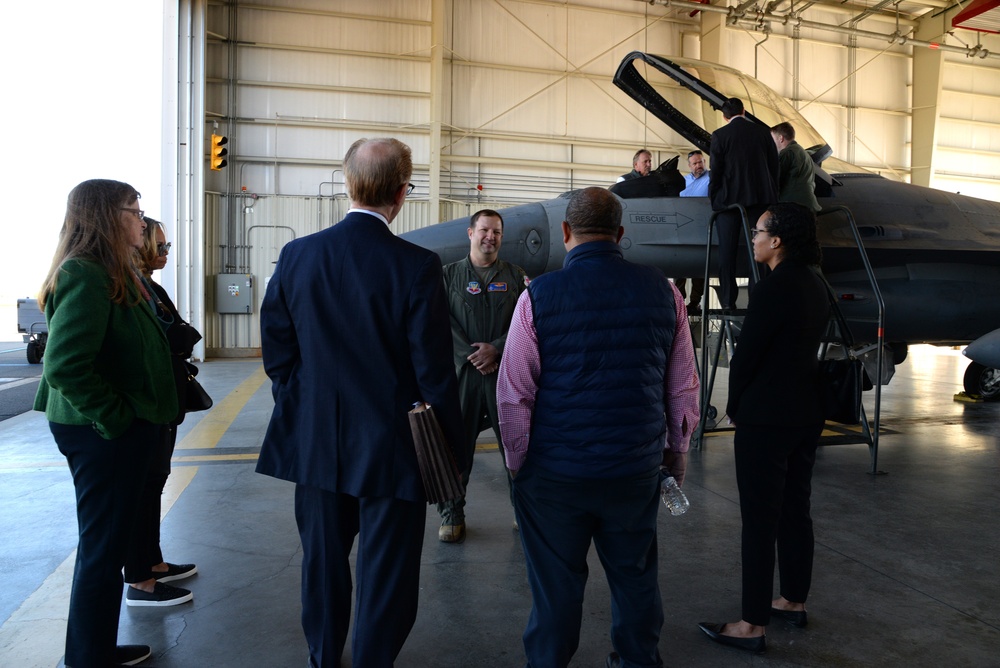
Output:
[690,205,887,475]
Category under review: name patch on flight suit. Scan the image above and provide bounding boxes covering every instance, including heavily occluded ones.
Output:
[487,282,508,292]
[466,281,482,295]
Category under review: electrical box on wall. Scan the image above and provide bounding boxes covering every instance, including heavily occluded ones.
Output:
[215,274,254,314]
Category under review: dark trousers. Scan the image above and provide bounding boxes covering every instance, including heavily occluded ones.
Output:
[124,424,176,583]
[513,463,664,668]
[52,419,156,668]
[295,484,426,668]
[438,365,512,523]
[675,278,705,308]
[716,205,768,309]
[734,423,822,626]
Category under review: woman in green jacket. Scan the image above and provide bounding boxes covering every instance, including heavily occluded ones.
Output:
[34,179,177,668]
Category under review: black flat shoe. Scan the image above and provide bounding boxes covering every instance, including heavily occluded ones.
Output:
[771,607,808,628]
[698,622,766,654]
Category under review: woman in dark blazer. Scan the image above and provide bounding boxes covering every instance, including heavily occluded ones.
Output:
[122,218,199,607]
[699,202,830,654]
[34,179,177,667]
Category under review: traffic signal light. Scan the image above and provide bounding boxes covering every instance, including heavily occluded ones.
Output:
[210,133,228,171]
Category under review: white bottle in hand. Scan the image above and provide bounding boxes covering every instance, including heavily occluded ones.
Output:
[660,476,690,516]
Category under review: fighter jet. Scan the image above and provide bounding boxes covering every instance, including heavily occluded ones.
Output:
[401,52,1000,400]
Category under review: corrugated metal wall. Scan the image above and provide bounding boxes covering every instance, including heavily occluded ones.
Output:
[203,191,517,351]
[197,0,1000,353]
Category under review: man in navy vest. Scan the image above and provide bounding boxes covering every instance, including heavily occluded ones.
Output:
[497,187,700,668]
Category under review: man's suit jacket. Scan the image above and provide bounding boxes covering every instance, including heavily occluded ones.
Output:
[708,116,779,212]
[256,211,464,502]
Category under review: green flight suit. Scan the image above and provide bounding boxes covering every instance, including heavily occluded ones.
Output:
[438,256,528,525]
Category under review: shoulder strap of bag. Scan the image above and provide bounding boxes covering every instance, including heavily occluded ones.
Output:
[809,265,855,350]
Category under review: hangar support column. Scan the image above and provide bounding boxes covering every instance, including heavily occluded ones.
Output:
[911,14,948,188]
[698,9,727,66]
[430,0,444,218]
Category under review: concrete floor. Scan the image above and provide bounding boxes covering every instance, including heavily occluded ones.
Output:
[1,346,998,667]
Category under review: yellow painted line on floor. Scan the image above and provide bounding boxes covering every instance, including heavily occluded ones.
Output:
[0,460,67,471]
[172,453,260,463]
[3,365,266,663]
[0,467,197,667]
[1,452,261,471]
[176,364,268,450]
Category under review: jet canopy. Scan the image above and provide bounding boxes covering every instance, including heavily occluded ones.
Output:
[612,52,865,175]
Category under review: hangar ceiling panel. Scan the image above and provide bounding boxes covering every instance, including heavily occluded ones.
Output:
[238,5,430,55]
[451,1,569,70]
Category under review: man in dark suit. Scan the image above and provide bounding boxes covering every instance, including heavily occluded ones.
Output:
[257,137,464,668]
[709,97,779,309]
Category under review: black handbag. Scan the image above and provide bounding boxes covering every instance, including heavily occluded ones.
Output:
[820,357,866,424]
[168,321,203,358]
[184,361,213,412]
[815,268,872,424]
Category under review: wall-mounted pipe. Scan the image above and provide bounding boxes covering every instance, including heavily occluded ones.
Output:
[643,0,1000,60]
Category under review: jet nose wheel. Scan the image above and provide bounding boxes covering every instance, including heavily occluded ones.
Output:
[963,362,1000,401]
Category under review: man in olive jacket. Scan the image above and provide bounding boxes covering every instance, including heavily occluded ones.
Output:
[437,209,529,543]
[771,122,821,212]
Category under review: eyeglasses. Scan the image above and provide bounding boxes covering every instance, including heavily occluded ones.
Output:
[405,183,415,196]
[157,242,172,256]
[751,227,769,239]
[120,207,145,220]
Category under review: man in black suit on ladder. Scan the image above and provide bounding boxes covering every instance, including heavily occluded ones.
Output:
[709,97,779,309]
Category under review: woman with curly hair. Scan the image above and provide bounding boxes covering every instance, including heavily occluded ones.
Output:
[699,203,830,655]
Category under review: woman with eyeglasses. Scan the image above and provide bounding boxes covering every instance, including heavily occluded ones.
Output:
[699,202,830,655]
[122,218,199,608]
[34,180,178,667]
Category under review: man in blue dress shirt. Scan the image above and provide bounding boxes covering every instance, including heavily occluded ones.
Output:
[677,150,709,313]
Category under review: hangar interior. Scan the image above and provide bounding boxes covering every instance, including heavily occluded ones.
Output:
[4,3,1000,667]
[158,0,1000,355]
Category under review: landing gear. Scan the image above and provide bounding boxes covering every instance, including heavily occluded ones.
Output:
[26,337,44,364]
[963,362,1000,401]
[889,342,908,365]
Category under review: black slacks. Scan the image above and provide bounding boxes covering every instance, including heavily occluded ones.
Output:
[295,484,426,668]
[124,424,176,583]
[734,422,822,626]
[715,205,768,309]
[676,277,705,308]
[53,419,156,668]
